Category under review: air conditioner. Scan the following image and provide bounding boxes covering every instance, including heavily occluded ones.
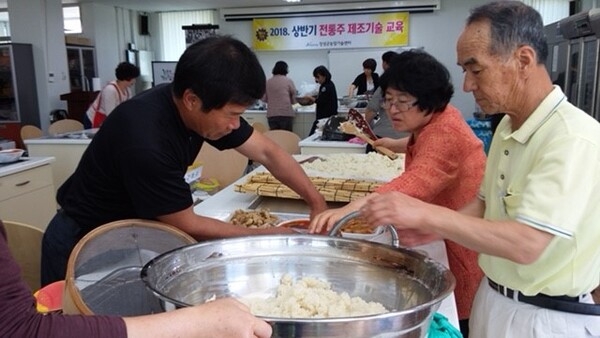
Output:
[220,0,440,22]
[559,8,600,39]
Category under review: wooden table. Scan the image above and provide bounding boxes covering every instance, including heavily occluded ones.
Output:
[193,166,460,329]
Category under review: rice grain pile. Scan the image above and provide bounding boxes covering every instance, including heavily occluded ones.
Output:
[242,274,388,318]
[301,153,404,182]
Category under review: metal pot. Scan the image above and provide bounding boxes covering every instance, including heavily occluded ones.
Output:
[141,231,455,338]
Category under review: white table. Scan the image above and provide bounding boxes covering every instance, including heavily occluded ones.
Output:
[299,133,366,155]
[193,168,459,329]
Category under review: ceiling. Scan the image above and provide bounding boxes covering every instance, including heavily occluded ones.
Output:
[2,0,373,13]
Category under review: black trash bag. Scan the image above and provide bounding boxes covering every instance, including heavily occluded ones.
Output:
[321,115,354,141]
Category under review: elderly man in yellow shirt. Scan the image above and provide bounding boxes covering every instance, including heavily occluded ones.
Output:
[353,2,600,337]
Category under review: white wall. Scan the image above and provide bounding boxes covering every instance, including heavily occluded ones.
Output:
[217,0,486,119]
[9,0,552,127]
[8,0,70,130]
[80,3,121,88]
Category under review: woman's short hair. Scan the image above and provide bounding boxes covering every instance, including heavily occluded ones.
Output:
[272,61,289,75]
[313,65,332,82]
[172,35,266,112]
[115,62,140,81]
[380,50,454,115]
[362,58,377,72]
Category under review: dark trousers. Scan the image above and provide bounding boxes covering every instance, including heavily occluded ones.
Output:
[309,120,319,136]
[267,116,294,132]
[41,210,86,287]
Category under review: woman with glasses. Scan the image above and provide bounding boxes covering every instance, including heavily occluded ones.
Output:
[309,49,486,337]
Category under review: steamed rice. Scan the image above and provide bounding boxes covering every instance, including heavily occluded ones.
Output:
[301,153,404,182]
[241,274,388,318]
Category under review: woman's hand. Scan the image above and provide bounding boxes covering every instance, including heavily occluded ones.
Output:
[124,298,273,338]
[190,298,273,338]
[308,199,367,234]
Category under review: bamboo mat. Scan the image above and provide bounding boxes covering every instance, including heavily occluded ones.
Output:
[234,172,382,202]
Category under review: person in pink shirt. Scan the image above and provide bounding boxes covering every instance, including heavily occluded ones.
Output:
[83,62,140,129]
[309,49,486,337]
[263,60,297,131]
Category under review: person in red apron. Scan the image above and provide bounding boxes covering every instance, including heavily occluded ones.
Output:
[83,62,140,129]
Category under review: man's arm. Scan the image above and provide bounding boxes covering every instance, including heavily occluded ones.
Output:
[157,206,293,241]
[236,131,328,218]
[362,192,553,264]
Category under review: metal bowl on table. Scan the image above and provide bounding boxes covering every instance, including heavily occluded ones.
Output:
[141,233,455,338]
[339,95,369,108]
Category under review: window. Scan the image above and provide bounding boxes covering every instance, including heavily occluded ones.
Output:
[521,0,569,24]
[0,6,82,37]
[0,11,9,41]
[63,6,82,34]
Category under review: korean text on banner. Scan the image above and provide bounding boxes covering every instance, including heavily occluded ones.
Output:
[253,13,409,51]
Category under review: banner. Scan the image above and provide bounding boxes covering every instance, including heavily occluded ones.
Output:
[182,24,219,47]
[253,13,409,51]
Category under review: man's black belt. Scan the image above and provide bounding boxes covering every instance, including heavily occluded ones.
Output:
[488,278,600,315]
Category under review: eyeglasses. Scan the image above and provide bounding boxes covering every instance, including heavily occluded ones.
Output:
[381,97,418,112]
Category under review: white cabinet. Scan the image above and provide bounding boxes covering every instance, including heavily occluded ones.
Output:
[0,163,56,231]
[244,110,315,139]
[293,112,315,139]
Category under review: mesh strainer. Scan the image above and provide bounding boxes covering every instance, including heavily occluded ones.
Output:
[62,219,195,316]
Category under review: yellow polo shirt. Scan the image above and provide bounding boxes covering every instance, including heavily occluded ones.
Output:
[479,86,600,297]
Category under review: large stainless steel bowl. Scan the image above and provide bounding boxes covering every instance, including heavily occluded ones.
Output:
[141,235,455,338]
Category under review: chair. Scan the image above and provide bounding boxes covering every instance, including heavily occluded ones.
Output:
[194,143,249,190]
[48,119,84,135]
[263,129,301,155]
[20,125,43,140]
[251,122,268,133]
[3,220,44,291]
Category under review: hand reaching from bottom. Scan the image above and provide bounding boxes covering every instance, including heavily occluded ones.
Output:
[124,297,273,338]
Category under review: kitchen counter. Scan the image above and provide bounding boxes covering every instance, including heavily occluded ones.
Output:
[193,164,459,330]
[299,133,366,155]
[244,108,316,139]
[245,107,317,114]
[24,129,96,192]
[0,156,56,230]
[24,128,97,145]
[0,156,54,177]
